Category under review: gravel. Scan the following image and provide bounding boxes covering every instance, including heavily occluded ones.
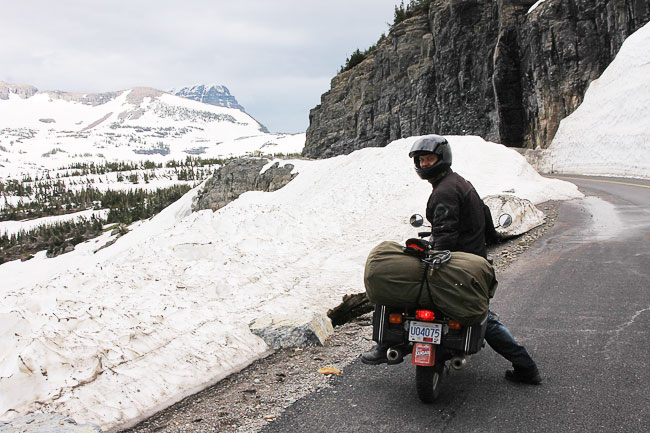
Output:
[121,201,560,433]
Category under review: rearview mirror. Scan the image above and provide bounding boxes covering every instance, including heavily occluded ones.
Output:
[498,213,513,228]
[410,214,424,227]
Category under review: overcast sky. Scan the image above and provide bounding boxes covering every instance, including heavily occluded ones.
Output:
[1,0,399,133]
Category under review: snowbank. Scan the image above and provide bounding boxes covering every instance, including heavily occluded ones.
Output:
[0,136,581,430]
[538,22,650,179]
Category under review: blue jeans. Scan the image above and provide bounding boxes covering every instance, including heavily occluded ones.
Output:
[485,311,538,372]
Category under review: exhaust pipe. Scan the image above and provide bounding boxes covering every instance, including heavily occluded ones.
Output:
[450,356,467,370]
[386,347,404,364]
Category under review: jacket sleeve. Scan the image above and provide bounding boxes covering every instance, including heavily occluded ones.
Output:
[426,188,460,251]
[483,202,500,245]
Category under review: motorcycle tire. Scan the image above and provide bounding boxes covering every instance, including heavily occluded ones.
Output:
[415,363,445,403]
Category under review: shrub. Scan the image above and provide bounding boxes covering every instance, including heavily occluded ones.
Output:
[339,0,433,73]
[393,0,434,27]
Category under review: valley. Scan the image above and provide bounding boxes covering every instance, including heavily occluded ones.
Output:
[0,82,305,263]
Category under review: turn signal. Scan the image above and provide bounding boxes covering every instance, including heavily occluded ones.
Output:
[389,313,403,324]
[448,319,461,330]
[415,310,435,321]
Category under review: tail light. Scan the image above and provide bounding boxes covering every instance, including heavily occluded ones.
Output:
[389,313,403,324]
[448,319,461,330]
[415,309,435,321]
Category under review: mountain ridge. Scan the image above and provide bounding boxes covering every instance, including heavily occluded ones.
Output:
[0,81,302,179]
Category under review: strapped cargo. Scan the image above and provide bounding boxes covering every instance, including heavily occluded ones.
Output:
[364,241,498,325]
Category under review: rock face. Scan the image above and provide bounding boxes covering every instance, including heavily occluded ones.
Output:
[517,0,650,148]
[304,0,650,158]
[192,158,296,212]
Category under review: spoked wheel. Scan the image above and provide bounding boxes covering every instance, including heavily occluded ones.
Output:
[415,362,445,403]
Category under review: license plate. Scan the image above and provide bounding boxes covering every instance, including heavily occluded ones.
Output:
[409,321,442,344]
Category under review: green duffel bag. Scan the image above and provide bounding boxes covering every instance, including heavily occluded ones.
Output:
[364,241,498,325]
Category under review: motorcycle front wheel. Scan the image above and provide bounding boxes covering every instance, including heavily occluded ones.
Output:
[415,363,445,403]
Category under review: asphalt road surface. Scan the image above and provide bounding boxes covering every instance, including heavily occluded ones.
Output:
[262,175,650,433]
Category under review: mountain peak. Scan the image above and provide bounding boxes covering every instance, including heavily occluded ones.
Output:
[171,84,245,111]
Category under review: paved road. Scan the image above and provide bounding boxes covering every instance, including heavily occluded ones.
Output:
[262,175,650,433]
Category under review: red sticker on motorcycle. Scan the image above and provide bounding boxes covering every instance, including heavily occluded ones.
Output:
[411,343,436,366]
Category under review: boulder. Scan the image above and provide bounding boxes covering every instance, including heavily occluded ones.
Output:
[192,158,295,212]
[484,193,545,238]
[249,313,334,349]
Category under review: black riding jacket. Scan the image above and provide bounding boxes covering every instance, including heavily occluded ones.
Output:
[426,169,496,259]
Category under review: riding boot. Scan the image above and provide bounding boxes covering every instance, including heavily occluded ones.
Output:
[361,344,389,365]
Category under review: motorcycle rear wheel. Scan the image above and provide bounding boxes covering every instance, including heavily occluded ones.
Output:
[415,363,445,403]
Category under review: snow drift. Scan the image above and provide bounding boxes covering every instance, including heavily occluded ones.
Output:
[0,136,580,430]
[538,21,650,179]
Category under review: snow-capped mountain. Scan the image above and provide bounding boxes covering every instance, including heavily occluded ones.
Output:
[171,84,270,133]
[170,84,245,111]
[0,82,303,180]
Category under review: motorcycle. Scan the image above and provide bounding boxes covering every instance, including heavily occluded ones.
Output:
[370,213,512,403]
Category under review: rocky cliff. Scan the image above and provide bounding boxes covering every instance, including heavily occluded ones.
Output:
[304,0,650,158]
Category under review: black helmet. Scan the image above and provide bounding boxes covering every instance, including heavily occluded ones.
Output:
[409,135,452,180]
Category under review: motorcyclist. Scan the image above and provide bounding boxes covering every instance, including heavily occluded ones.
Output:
[361,134,542,385]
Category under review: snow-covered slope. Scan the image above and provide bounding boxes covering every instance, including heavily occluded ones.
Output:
[0,83,304,179]
[0,135,581,430]
[537,21,650,179]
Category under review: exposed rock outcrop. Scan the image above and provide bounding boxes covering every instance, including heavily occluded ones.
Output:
[304,0,650,158]
[0,82,38,100]
[192,158,296,212]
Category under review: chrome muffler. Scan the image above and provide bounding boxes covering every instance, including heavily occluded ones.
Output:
[450,356,468,370]
[386,347,404,364]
